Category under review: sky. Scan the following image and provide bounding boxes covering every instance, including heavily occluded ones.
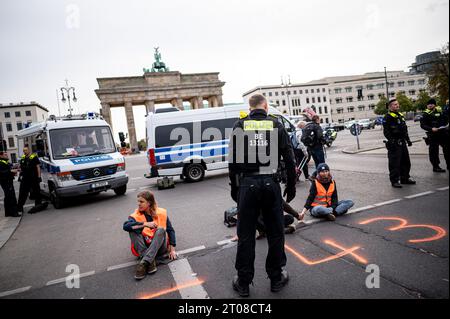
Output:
[1,0,449,141]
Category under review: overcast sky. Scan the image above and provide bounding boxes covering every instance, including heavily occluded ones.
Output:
[1,0,448,141]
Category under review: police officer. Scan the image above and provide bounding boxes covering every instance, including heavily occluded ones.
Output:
[228,94,296,297]
[420,98,449,172]
[17,146,43,213]
[0,152,20,217]
[383,99,416,188]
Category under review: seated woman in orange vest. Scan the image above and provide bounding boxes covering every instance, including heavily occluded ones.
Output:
[123,191,177,280]
[299,163,354,222]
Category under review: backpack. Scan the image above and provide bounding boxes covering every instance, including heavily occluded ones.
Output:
[301,124,317,147]
[290,131,300,150]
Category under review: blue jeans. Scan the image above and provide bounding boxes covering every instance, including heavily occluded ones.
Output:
[310,200,354,218]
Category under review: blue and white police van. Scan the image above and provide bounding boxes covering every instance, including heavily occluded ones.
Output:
[145,104,295,182]
[16,112,128,208]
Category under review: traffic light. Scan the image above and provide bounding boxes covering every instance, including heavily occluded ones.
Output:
[118,132,126,148]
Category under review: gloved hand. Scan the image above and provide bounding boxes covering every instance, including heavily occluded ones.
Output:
[283,185,296,203]
[230,183,238,203]
[407,140,413,147]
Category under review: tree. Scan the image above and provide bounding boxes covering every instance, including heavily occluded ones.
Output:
[138,139,147,151]
[414,91,432,111]
[396,92,414,113]
[427,42,449,103]
[374,96,388,115]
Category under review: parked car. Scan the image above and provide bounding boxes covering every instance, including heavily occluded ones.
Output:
[414,113,423,122]
[374,116,384,126]
[358,119,375,130]
[344,120,358,130]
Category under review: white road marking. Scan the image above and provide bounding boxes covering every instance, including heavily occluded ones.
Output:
[405,191,435,199]
[168,258,209,299]
[177,245,206,256]
[46,271,95,286]
[373,198,403,207]
[217,239,233,246]
[347,205,376,215]
[107,261,137,272]
[131,177,143,180]
[128,189,137,192]
[437,186,449,191]
[0,286,32,298]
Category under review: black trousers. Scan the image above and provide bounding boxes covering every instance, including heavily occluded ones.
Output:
[1,180,18,216]
[387,140,411,183]
[17,178,41,209]
[309,146,325,169]
[428,134,449,169]
[235,175,286,285]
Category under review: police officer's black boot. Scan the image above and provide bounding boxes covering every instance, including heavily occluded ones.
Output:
[401,178,416,185]
[391,182,402,188]
[232,275,250,297]
[271,269,289,292]
[433,166,446,173]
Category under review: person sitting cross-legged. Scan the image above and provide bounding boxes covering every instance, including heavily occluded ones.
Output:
[299,163,354,221]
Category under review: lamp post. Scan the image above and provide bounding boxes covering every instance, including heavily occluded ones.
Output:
[60,79,77,117]
[281,75,292,116]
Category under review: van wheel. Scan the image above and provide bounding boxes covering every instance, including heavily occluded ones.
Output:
[50,189,64,209]
[184,163,205,182]
[114,185,127,195]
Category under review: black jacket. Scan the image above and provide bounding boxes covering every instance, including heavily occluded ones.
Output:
[420,107,449,137]
[383,112,411,142]
[0,159,14,183]
[228,109,296,188]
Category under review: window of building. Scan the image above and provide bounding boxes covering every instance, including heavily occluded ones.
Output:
[368,94,375,100]
[389,82,395,88]
[325,118,329,123]
[312,97,316,103]
[4,112,10,118]
[368,104,376,110]
[334,88,342,94]
[316,89,320,93]
[305,89,309,94]
[377,83,384,89]
[306,98,310,104]
[338,119,344,124]
[336,98,343,104]
[17,122,23,131]
[337,108,344,114]
[281,91,285,96]
[318,106,322,114]
[320,118,323,123]
[6,123,12,132]
[15,111,21,117]
[408,80,415,86]
[293,90,297,95]
[389,92,396,98]
[346,97,353,103]
[418,79,425,85]
[299,90,303,94]
[367,84,374,90]
[269,92,273,97]
[345,87,352,93]
[323,96,327,102]
[324,106,328,114]
[322,88,325,92]
[398,81,405,87]
[347,106,355,113]
[378,93,385,99]
[8,137,14,147]
[10,153,17,163]
[275,92,279,96]
[409,90,416,96]
[262,92,266,96]
[358,105,365,111]
[419,89,426,93]
[357,96,364,101]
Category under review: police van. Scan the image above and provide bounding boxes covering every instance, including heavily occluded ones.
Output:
[16,112,129,208]
[145,104,295,182]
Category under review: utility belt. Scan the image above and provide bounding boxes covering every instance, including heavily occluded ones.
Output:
[384,139,406,147]
[239,171,281,183]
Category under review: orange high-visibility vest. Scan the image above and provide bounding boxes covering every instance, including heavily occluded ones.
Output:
[129,207,169,256]
[311,180,335,207]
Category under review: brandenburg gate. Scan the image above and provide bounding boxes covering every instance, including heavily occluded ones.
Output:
[95,48,225,152]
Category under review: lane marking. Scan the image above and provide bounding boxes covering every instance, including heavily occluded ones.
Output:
[177,245,206,256]
[131,177,143,180]
[373,199,402,207]
[347,205,376,215]
[107,261,137,272]
[217,239,233,246]
[46,271,95,286]
[0,286,32,298]
[437,186,449,191]
[405,191,434,199]
[167,258,208,299]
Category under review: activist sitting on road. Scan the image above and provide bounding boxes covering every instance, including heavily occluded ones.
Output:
[123,191,177,280]
[299,163,354,222]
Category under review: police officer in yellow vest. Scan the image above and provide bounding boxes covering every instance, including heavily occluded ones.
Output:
[420,98,449,172]
[228,94,296,297]
[123,191,177,280]
[383,99,416,188]
[17,146,43,213]
[0,151,20,217]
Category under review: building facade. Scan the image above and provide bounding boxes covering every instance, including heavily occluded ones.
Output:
[243,71,427,124]
[0,102,49,163]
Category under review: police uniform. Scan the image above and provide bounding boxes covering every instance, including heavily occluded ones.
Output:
[17,153,42,211]
[383,111,414,186]
[228,108,296,293]
[420,106,449,171]
[0,157,19,217]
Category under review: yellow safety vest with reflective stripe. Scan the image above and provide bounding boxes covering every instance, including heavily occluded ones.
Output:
[311,180,335,207]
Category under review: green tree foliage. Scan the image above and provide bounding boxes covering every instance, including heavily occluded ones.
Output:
[396,92,414,113]
[374,96,388,115]
[427,42,449,103]
[413,91,431,111]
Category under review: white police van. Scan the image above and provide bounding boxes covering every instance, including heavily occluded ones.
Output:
[16,112,128,208]
[145,104,295,182]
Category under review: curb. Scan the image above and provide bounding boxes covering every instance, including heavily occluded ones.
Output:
[342,139,422,154]
[0,215,22,250]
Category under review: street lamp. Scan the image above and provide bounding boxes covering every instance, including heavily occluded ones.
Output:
[281,75,292,116]
[60,79,78,117]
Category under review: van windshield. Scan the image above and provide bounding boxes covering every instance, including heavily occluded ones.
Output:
[49,126,116,159]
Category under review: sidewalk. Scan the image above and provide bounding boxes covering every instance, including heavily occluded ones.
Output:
[343,139,443,156]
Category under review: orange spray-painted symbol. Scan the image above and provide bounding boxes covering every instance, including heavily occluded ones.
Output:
[138,278,205,299]
[359,217,447,243]
[285,240,368,266]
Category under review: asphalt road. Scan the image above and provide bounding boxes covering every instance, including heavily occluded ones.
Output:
[0,123,448,299]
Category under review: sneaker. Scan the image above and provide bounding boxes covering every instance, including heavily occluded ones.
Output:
[134,262,148,280]
[433,167,446,173]
[324,213,336,221]
[232,275,250,297]
[271,270,289,292]
[284,225,296,234]
[401,178,416,185]
[391,182,402,188]
[147,260,157,275]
